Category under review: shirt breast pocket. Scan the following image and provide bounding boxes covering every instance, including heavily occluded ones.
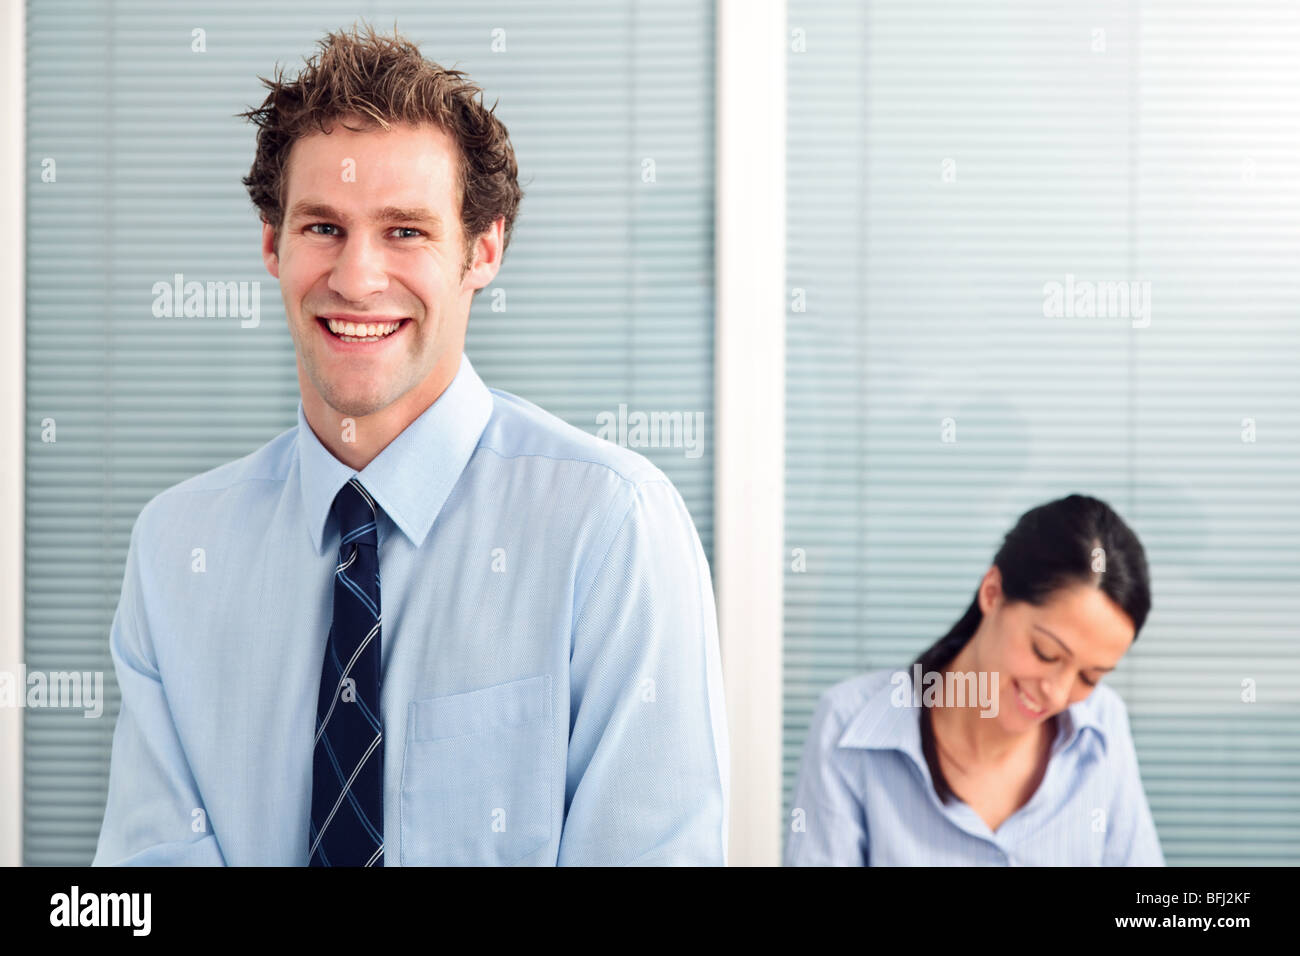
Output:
[400,674,553,866]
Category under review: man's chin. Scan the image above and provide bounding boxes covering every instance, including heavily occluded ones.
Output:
[324,392,397,420]
[308,375,400,421]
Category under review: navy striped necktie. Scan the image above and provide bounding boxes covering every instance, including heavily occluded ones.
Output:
[309,477,385,867]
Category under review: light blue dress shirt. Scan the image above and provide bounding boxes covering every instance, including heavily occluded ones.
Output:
[92,353,729,866]
[784,667,1165,866]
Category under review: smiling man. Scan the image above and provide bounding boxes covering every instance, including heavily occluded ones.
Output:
[91,23,728,867]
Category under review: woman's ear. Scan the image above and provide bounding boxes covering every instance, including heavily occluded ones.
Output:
[977,565,1003,616]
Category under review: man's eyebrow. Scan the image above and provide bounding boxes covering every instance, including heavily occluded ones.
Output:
[286,201,444,226]
[1033,624,1115,672]
[374,205,443,225]
[286,201,341,222]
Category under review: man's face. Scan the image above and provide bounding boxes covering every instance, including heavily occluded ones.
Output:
[262,120,500,420]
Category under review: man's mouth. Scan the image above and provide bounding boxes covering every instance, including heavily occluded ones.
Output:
[316,316,410,343]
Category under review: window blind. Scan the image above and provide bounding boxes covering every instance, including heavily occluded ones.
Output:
[24,0,714,865]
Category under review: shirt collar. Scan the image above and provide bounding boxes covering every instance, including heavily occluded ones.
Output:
[296,352,494,555]
[837,666,1109,764]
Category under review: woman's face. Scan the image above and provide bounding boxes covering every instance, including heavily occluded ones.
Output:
[972,566,1136,734]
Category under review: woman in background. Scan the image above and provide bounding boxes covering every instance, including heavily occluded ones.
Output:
[785,493,1165,866]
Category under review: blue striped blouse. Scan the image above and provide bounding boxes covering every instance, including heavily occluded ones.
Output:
[785,667,1165,866]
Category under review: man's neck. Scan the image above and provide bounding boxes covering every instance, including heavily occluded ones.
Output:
[300,354,460,472]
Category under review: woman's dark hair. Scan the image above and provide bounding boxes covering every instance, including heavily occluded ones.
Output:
[912,493,1151,804]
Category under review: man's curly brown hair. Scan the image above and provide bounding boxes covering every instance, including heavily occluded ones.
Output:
[239,22,522,278]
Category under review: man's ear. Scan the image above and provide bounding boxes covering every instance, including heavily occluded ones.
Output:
[261,221,280,279]
[463,217,505,292]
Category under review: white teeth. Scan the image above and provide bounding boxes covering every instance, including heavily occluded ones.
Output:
[324,318,402,339]
[1016,684,1043,714]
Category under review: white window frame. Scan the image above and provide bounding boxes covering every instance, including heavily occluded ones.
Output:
[1,0,26,869]
[715,0,786,867]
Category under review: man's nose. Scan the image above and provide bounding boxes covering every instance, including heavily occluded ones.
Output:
[328,234,389,301]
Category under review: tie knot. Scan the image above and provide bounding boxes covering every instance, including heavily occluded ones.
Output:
[333,478,378,550]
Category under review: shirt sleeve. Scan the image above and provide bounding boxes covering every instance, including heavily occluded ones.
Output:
[1102,694,1165,866]
[556,478,729,865]
[92,508,227,866]
[784,687,870,865]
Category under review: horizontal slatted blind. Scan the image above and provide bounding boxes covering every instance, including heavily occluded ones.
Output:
[785,0,1300,865]
[24,0,713,864]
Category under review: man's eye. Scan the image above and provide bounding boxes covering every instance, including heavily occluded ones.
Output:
[307,223,339,236]
[390,227,423,239]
